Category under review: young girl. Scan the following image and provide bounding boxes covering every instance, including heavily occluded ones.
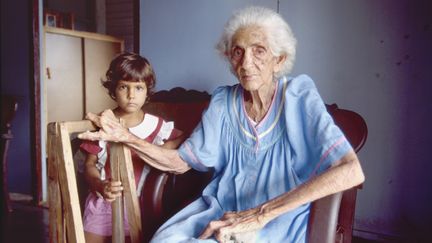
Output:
[80,52,182,243]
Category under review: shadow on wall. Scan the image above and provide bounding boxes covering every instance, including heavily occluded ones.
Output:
[394,2,432,241]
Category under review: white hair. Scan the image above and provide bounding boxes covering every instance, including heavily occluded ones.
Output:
[216,6,297,78]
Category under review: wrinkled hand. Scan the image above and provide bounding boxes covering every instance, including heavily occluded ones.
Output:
[78,109,130,143]
[199,209,264,243]
[99,180,123,202]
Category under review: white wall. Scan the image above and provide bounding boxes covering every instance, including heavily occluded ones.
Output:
[140,0,277,92]
[140,0,432,241]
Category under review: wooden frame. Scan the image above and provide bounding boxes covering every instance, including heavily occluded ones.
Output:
[32,0,43,205]
[47,120,142,242]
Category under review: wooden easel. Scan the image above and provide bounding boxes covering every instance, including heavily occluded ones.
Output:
[47,120,142,243]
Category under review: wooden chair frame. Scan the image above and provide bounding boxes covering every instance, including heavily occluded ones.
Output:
[47,120,142,243]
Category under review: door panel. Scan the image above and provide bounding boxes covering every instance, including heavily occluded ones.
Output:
[45,33,84,123]
[84,38,120,114]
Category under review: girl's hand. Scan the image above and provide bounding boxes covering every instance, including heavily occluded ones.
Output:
[99,180,123,202]
[199,208,266,243]
[78,109,130,143]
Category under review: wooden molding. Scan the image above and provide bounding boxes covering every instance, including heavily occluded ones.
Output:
[44,26,124,44]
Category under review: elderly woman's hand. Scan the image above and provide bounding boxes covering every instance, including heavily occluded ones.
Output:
[78,109,130,143]
[199,208,267,243]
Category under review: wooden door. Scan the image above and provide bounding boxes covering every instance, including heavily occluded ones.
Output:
[44,27,123,124]
[84,38,120,114]
[45,32,84,123]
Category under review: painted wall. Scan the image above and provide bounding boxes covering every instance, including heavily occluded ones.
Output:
[279,1,432,241]
[1,0,33,194]
[140,0,278,92]
[140,0,432,241]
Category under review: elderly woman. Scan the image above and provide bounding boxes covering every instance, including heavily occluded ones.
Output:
[79,6,364,243]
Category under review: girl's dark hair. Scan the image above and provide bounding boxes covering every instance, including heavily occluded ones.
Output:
[102,52,156,100]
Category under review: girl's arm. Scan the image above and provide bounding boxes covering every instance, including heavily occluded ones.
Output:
[83,154,104,193]
[78,110,191,174]
[199,150,365,241]
[163,130,186,149]
[83,153,123,202]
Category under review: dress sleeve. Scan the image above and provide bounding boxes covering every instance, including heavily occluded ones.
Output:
[77,140,102,174]
[152,119,181,145]
[285,75,353,181]
[177,87,227,172]
[80,140,102,155]
[168,127,182,140]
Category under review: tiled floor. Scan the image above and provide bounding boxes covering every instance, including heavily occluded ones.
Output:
[1,200,381,243]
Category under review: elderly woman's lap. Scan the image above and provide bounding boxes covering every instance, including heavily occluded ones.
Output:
[150,197,223,243]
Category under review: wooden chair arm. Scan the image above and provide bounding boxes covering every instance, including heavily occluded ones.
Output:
[307,192,343,243]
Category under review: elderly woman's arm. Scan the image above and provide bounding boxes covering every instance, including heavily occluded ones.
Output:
[78,110,191,174]
[258,150,364,221]
[199,150,364,241]
[121,133,190,174]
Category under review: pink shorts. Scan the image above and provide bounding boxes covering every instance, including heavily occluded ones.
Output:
[83,193,130,236]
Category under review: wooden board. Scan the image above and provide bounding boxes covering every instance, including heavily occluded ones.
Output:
[47,120,142,243]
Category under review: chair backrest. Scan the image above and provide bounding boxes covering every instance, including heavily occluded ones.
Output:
[47,120,142,243]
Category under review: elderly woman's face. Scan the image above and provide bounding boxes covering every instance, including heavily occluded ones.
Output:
[230,25,283,91]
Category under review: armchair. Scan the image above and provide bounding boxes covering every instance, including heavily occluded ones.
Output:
[141,88,367,243]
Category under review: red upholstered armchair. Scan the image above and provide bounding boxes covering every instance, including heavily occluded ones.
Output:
[140,87,367,243]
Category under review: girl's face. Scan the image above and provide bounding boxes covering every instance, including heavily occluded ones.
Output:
[114,80,147,114]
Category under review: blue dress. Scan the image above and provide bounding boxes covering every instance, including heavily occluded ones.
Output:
[151,75,352,243]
